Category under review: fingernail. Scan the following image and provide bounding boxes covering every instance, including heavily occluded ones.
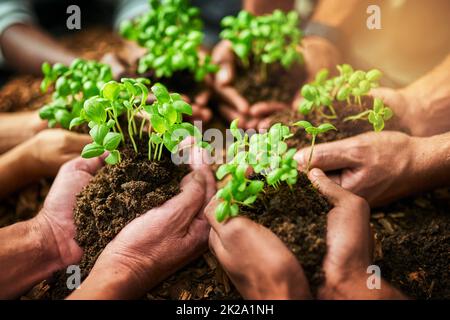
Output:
[217,69,229,83]
[294,151,305,164]
[309,168,323,178]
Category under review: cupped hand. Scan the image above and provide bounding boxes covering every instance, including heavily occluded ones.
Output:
[35,156,105,269]
[309,168,406,299]
[306,168,372,298]
[204,198,311,300]
[294,131,418,206]
[26,129,92,178]
[69,144,216,299]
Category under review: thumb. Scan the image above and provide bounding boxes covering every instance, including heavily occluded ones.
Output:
[307,168,350,206]
[295,139,359,172]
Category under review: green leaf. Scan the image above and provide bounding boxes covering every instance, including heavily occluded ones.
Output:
[173,100,192,115]
[243,195,257,205]
[81,143,104,158]
[317,123,337,133]
[105,150,120,165]
[150,114,168,134]
[102,81,121,101]
[216,164,233,180]
[39,105,54,120]
[230,119,242,140]
[151,83,170,103]
[69,117,85,130]
[293,120,312,129]
[382,107,393,120]
[54,109,72,129]
[90,124,110,145]
[247,180,264,194]
[84,97,107,124]
[103,132,122,151]
[366,69,383,82]
[215,201,230,222]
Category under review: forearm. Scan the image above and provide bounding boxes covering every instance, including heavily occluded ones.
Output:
[1,23,76,75]
[67,263,144,300]
[401,55,450,136]
[243,0,295,15]
[409,132,450,191]
[0,217,61,299]
[0,142,41,198]
[321,273,407,300]
[0,111,46,154]
[310,0,359,28]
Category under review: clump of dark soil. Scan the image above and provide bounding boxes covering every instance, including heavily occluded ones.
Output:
[148,172,330,299]
[241,173,331,293]
[372,188,450,299]
[270,96,391,149]
[45,139,189,299]
[234,57,305,105]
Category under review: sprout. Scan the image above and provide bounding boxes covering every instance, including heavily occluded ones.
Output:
[215,121,297,222]
[220,10,303,77]
[344,97,393,132]
[293,121,337,172]
[39,59,113,129]
[77,79,208,165]
[120,0,217,81]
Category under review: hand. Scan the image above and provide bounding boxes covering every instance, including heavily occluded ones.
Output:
[294,131,419,206]
[68,145,216,299]
[204,198,311,300]
[291,36,343,112]
[25,129,92,178]
[35,157,105,270]
[100,52,127,80]
[0,110,47,154]
[308,168,406,299]
[370,87,450,137]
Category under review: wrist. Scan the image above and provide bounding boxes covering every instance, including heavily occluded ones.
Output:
[68,257,147,300]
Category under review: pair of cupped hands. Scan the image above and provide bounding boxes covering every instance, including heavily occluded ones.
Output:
[29,141,374,300]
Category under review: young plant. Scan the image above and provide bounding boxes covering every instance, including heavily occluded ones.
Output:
[215,121,298,222]
[220,10,303,77]
[77,78,206,165]
[344,97,393,132]
[39,59,113,129]
[120,0,217,81]
[293,121,337,172]
[298,69,336,118]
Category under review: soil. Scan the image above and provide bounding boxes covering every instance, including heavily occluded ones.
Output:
[268,101,450,299]
[147,172,331,299]
[234,56,305,106]
[240,173,331,293]
[44,138,189,299]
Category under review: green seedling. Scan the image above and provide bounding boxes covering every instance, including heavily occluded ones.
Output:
[293,120,336,172]
[78,78,207,165]
[215,120,297,222]
[298,69,336,118]
[343,97,393,132]
[120,0,218,81]
[220,10,302,78]
[39,59,112,129]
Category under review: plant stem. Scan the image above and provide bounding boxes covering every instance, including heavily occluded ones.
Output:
[343,110,370,122]
[306,134,316,173]
[128,116,138,153]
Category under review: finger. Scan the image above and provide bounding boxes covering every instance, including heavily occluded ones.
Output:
[212,40,235,86]
[245,118,259,130]
[257,117,273,131]
[215,87,249,114]
[219,105,247,127]
[307,168,352,206]
[156,170,207,225]
[66,132,93,153]
[204,197,223,233]
[194,90,210,106]
[294,139,360,172]
[60,156,105,177]
[208,229,226,258]
[249,101,288,117]
[291,92,303,112]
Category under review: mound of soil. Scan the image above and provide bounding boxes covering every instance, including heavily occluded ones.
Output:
[234,57,305,106]
[269,102,450,299]
[45,139,189,299]
[148,172,331,299]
